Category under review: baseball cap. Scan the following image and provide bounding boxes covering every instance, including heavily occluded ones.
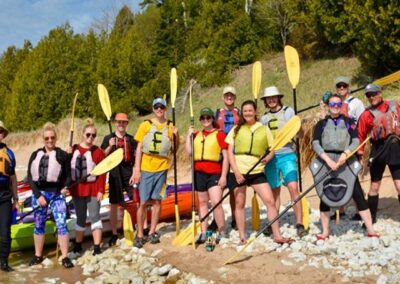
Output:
[199,107,214,118]
[223,86,236,96]
[364,83,382,94]
[152,98,167,107]
[335,76,350,86]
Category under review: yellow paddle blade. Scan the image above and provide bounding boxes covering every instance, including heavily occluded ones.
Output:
[90,148,123,176]
[191,211,196,249]
[251,193,260,231]
[70,93,79,132]
[224,235,256,265]
[123,209,135,246]
[98,84,112,121]
[189,80,194,118]
[170,68,177,108]
[252,61,262,100]
[284,45,300,89]
[271,115,301,151]
[374,70,400,86]
[301,198,309,230]
[172,221,201,246]
[175,204,180,235]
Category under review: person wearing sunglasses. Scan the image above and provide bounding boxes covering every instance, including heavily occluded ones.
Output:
[185,107,229,244]
[260,86,306,238]
[101,113,137,246]
[357,83,400,224]
[334,76,365,123]
[68,119,106,255]
[226,100,292,245]
[311,94,378,240]
[131,98,178,248]
[0,121,18,272]
[27,122,73,268]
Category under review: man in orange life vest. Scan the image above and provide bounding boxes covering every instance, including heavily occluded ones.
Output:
[214,86,240,230]
[358,84,400,223]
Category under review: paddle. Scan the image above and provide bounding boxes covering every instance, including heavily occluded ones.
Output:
[188,80,196,249]
[173,116,302,246]
[97,84,113,133]
[170,67,180,235]
[69,93,79,146]
[298,69,400,114]
[284,45,309,230]
[251,61,262,230]
[224,137,371,265]
[18,149,124,223]
[123,208,135,246]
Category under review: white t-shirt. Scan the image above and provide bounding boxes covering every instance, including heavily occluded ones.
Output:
[345,96,365,122]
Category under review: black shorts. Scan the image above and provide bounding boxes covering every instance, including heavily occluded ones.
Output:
[370,162,400,182]
[228,172,267,189]
[194,171,220,192]
[108,165,132,204]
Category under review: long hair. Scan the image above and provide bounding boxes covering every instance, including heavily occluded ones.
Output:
[234,100,258,137]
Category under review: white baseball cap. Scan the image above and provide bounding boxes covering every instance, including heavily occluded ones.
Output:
[223,86,236,96]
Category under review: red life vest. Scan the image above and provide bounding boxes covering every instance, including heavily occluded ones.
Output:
[30,149,62,183]
[369,100,400,140]
[216,108,240,134]
[71,145,97,182]
[116,136,134,162]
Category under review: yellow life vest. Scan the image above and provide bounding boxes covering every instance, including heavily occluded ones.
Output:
[0,148,12,177]
[193,130,221,162]
[234,124,269,157]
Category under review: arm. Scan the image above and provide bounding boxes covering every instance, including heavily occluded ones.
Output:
[357,111,371,155]
[130,141,143,185]
[27,152,41,199]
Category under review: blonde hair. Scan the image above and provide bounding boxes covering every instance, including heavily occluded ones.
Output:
[42,122,57,139]
[83,118,96,133]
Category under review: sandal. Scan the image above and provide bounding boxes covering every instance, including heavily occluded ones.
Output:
[316,234,329,241]
[367,232,380,238]
[61,257,74,268]
[238,239,247,246]
[29,255,43,266]
[274,238,295,245]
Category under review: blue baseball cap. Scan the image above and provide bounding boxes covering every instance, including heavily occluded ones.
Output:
[152,98,167,107]
[364,83,382,94]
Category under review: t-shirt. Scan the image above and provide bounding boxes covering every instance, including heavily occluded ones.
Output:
[225,122,273,174]
[70,145,106,197]
[193,129,228,174]
[135,119,174,172]
[344,96,365,122]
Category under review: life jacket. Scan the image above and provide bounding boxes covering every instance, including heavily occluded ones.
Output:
[234,124,269,157]
[0,147,12,177]
[115,135,134,163]
[193,130,221,162]
[369,100,400,140]
[142,120,172,157]
[30,149,62,183]
[71,145,97,182]
[216,108,240,134]
[321,117,352,152]
[264,106,289,137]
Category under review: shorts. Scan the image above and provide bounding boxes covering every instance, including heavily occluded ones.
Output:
[264,152,298,189]
[72,196,102,231]
[228,172,267,189]
[370,162,400,182]
[32,191,68,236]
[139,170,167,202]
[194,171,220,192]
[108,165,132,204]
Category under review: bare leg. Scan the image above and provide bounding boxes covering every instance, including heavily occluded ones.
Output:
[58,234,70,258]
[75,231,84,243]
[272,187,281,212]
[234,186,246,241]
[136,202,147,238]
[319,211,330,237]
[149,200,161,235]
[92,229,102,245]
[287,181,302,224]
[208,186,225,232]
[358,209,377,235]
[33,234,45,257]
[197,191,210,233]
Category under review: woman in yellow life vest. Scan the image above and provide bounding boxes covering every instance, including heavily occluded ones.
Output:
[226,100,293,245]
[185,108,229,244]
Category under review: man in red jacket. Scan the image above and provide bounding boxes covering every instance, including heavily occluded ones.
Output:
[357,84,400,223]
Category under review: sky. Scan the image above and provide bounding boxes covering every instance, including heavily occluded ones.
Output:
[0,0,141,54]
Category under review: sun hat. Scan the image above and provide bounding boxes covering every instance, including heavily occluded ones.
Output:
[114,113,129,122]
[152,98,167,107]
[260,86,283,99]
[364,83,382,94]
[199,107,214,118]
[0,121,9,138]
[335,76,350,86]
[222,86,236,96]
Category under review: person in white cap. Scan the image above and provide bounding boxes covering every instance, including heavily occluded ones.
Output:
[335,76,365,122]
[357,84,400,224]
[0,121,18,272]
[260,86,306,237]
[213,86,240,230]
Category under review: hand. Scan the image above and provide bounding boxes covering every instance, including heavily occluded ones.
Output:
[61,187,70,197]
[12,200,19,211]
[187,126,194,137]
[326,159,338,171]
[38,196,47,207]
[109,137,116,147]
[130,170,141,185]
[173,126,178,136]
[234,172,245,185]
[336,153,347,168]
[97,192,103,202]
[261,150,275,165]
[218,176,227,189]
[66,146,73,154]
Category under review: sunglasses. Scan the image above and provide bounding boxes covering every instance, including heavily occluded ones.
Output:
[153,104,166,110]
[44,136,56,141]
[365,92,379,98]
[85,133,97,138]
[200,116,212,121]
[336,83,348,89]
[328,102,343,108]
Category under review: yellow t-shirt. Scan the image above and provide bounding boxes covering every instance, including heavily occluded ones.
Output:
[135,119,174,172]
[225,122,273,174]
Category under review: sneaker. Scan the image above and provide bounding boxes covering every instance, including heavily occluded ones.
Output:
[61,257,74,268]
[148,232,160,244]
[0,259,13,272]
[29,256,43,266]
[208,220,218,232]
[296,224,307,237]
[72,242,82,253]
[108,234,118,247]
[262,226,273,237]
[330,211,346,220]
[93,245,102,256]
[196,233,207,244]
[134,237,144,248]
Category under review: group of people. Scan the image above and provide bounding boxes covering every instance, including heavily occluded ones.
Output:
[0,76,399,272]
